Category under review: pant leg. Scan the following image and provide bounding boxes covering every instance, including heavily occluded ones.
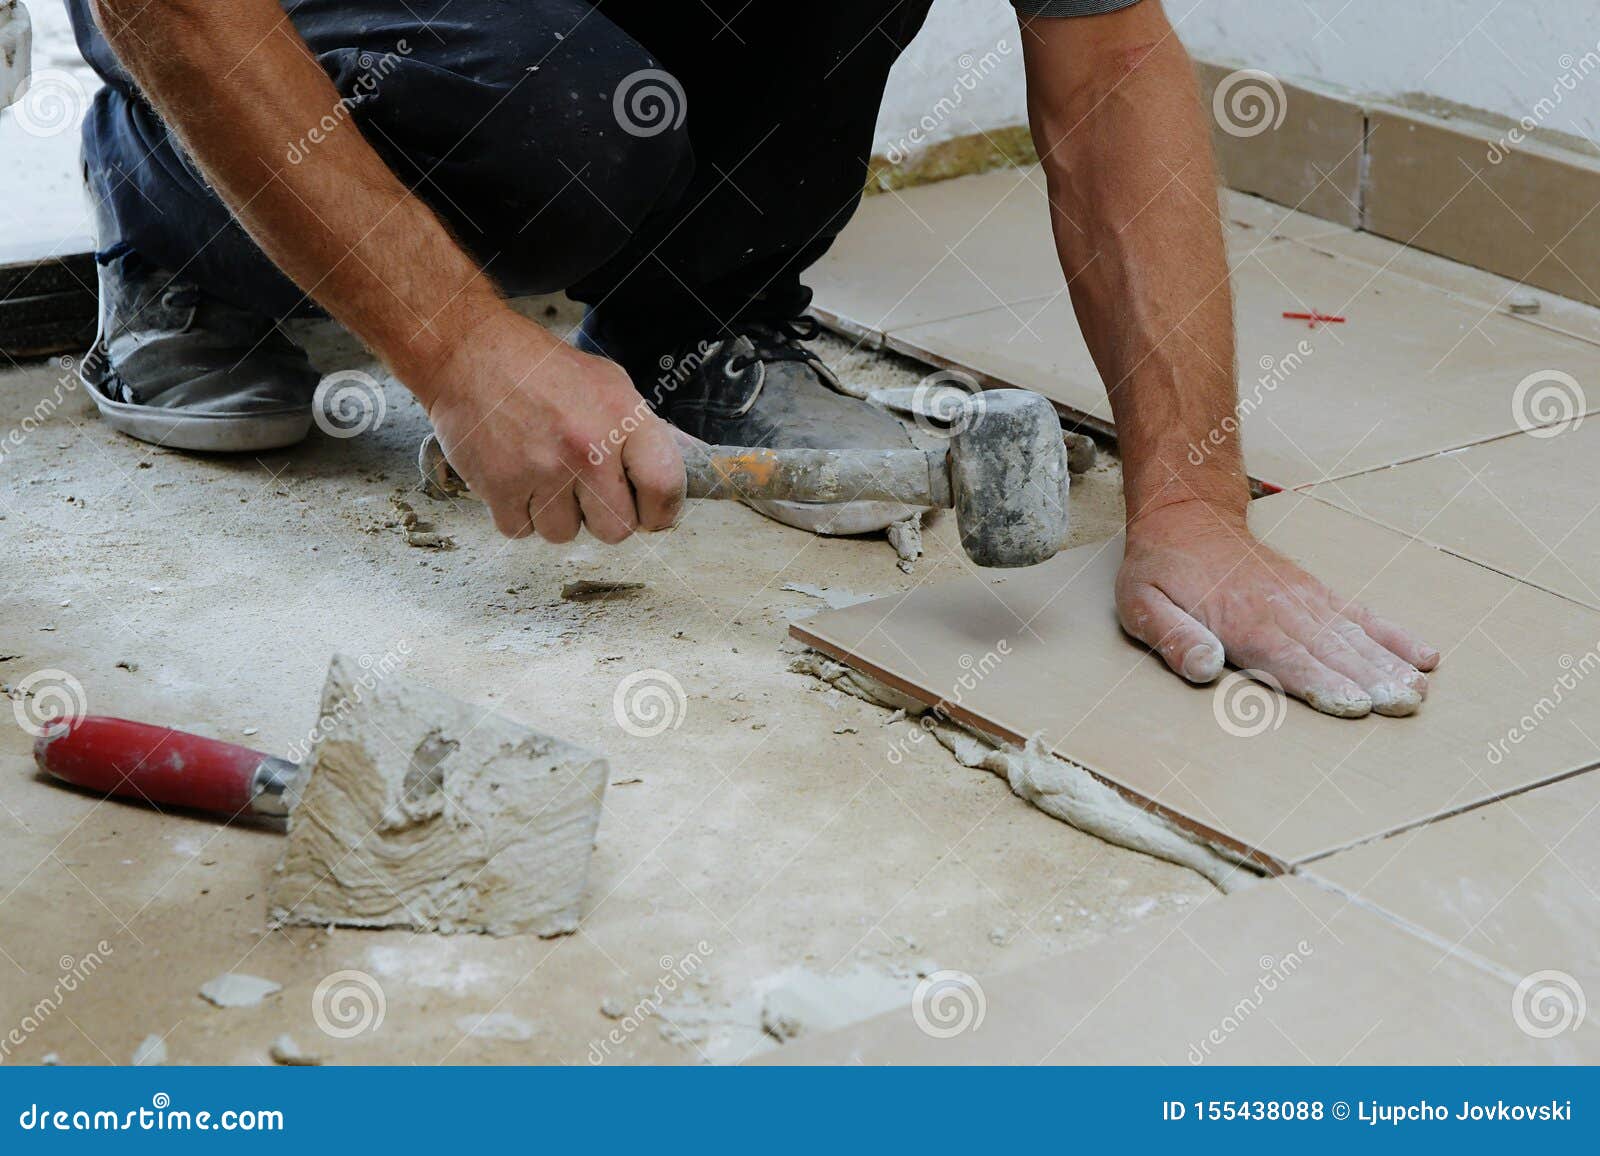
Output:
[65,0,694,318]
[569,0,937,336]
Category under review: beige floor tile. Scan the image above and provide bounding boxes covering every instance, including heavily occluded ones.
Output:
[806,167,1061,340]
[790,492,1600,870]
[1308,423,1600,610]
[762,878,1595,1064]
[1306,771,1600,1015]
[883,232,1600,489]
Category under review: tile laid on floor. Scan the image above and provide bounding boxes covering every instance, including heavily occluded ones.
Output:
[1305,771,1600,1009]
[761,878,1595,1064]
[790,492,1600,870]
[808,167,1266,343]
[1306,423,1600,611]
[880,229,1600,489]
[806,166,1060,340]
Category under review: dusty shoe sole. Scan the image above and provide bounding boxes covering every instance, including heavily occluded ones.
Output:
[745,497,927,536]
[91,390,313,453]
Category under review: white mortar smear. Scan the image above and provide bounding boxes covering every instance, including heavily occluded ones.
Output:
[791,652,1257,893]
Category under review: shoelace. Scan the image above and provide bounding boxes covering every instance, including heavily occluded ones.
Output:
[724,315,826,375]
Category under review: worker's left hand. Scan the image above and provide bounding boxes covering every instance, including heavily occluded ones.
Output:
[1115,499,1439,718]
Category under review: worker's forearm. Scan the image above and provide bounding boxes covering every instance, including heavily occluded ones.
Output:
[1024,19,1248,523]
[89,0,523,400]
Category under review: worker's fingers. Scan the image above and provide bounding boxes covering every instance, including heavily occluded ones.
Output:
[529,478,583,544]
[1336,598,1441,672]
[1117,582,1226,683]
[575,461,639,545]
[1327,617,1429,715]
[486,487,537,539]
[1253,638,1373,718]
[623,417,688,531]
[1290,607,1423,718]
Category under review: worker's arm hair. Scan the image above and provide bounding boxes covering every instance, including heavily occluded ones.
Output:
[86,0,535,402]
[1018,0,1249,523]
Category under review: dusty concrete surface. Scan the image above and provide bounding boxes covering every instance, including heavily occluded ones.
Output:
[0,296,1210,1066]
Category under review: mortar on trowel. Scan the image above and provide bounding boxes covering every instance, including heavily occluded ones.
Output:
[34,655,609,937]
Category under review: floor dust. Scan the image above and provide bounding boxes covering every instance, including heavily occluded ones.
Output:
[0,293,1205,1065]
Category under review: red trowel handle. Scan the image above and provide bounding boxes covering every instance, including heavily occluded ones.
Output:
[33,716,300,818]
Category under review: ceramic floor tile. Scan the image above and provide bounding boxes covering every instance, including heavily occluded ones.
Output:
[1306,771,1600,1009]
[882,232,1600,489]
[806,166,1061,341]
[790,492,1600,870]
[1307,423,1600,610]
[761,878,1596,1064]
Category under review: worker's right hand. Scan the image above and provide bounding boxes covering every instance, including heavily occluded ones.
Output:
[415,308,686,543]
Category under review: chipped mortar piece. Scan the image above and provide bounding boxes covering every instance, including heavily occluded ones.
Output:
[268,1034,320,1066]
[561,579,647,602]
[791,651,1254,892]
[268,654,609,937]
[199,973,281,1008]
[886,512,923,572]
[132,1034,168,1066]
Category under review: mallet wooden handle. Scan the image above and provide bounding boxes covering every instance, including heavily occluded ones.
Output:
[418,434,954,507]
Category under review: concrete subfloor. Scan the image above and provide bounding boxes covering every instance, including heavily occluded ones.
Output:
[0,295,1212,1066]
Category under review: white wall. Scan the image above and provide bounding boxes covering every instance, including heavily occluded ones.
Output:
[872,0,1600,157]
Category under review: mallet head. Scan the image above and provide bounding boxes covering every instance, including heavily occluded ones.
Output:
[947,389,1071,568]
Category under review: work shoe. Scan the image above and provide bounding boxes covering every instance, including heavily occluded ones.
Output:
[80,202,319,452]
[577,312,925,535]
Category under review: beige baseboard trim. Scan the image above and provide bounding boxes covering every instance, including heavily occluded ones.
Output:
[868,61,1600,310]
